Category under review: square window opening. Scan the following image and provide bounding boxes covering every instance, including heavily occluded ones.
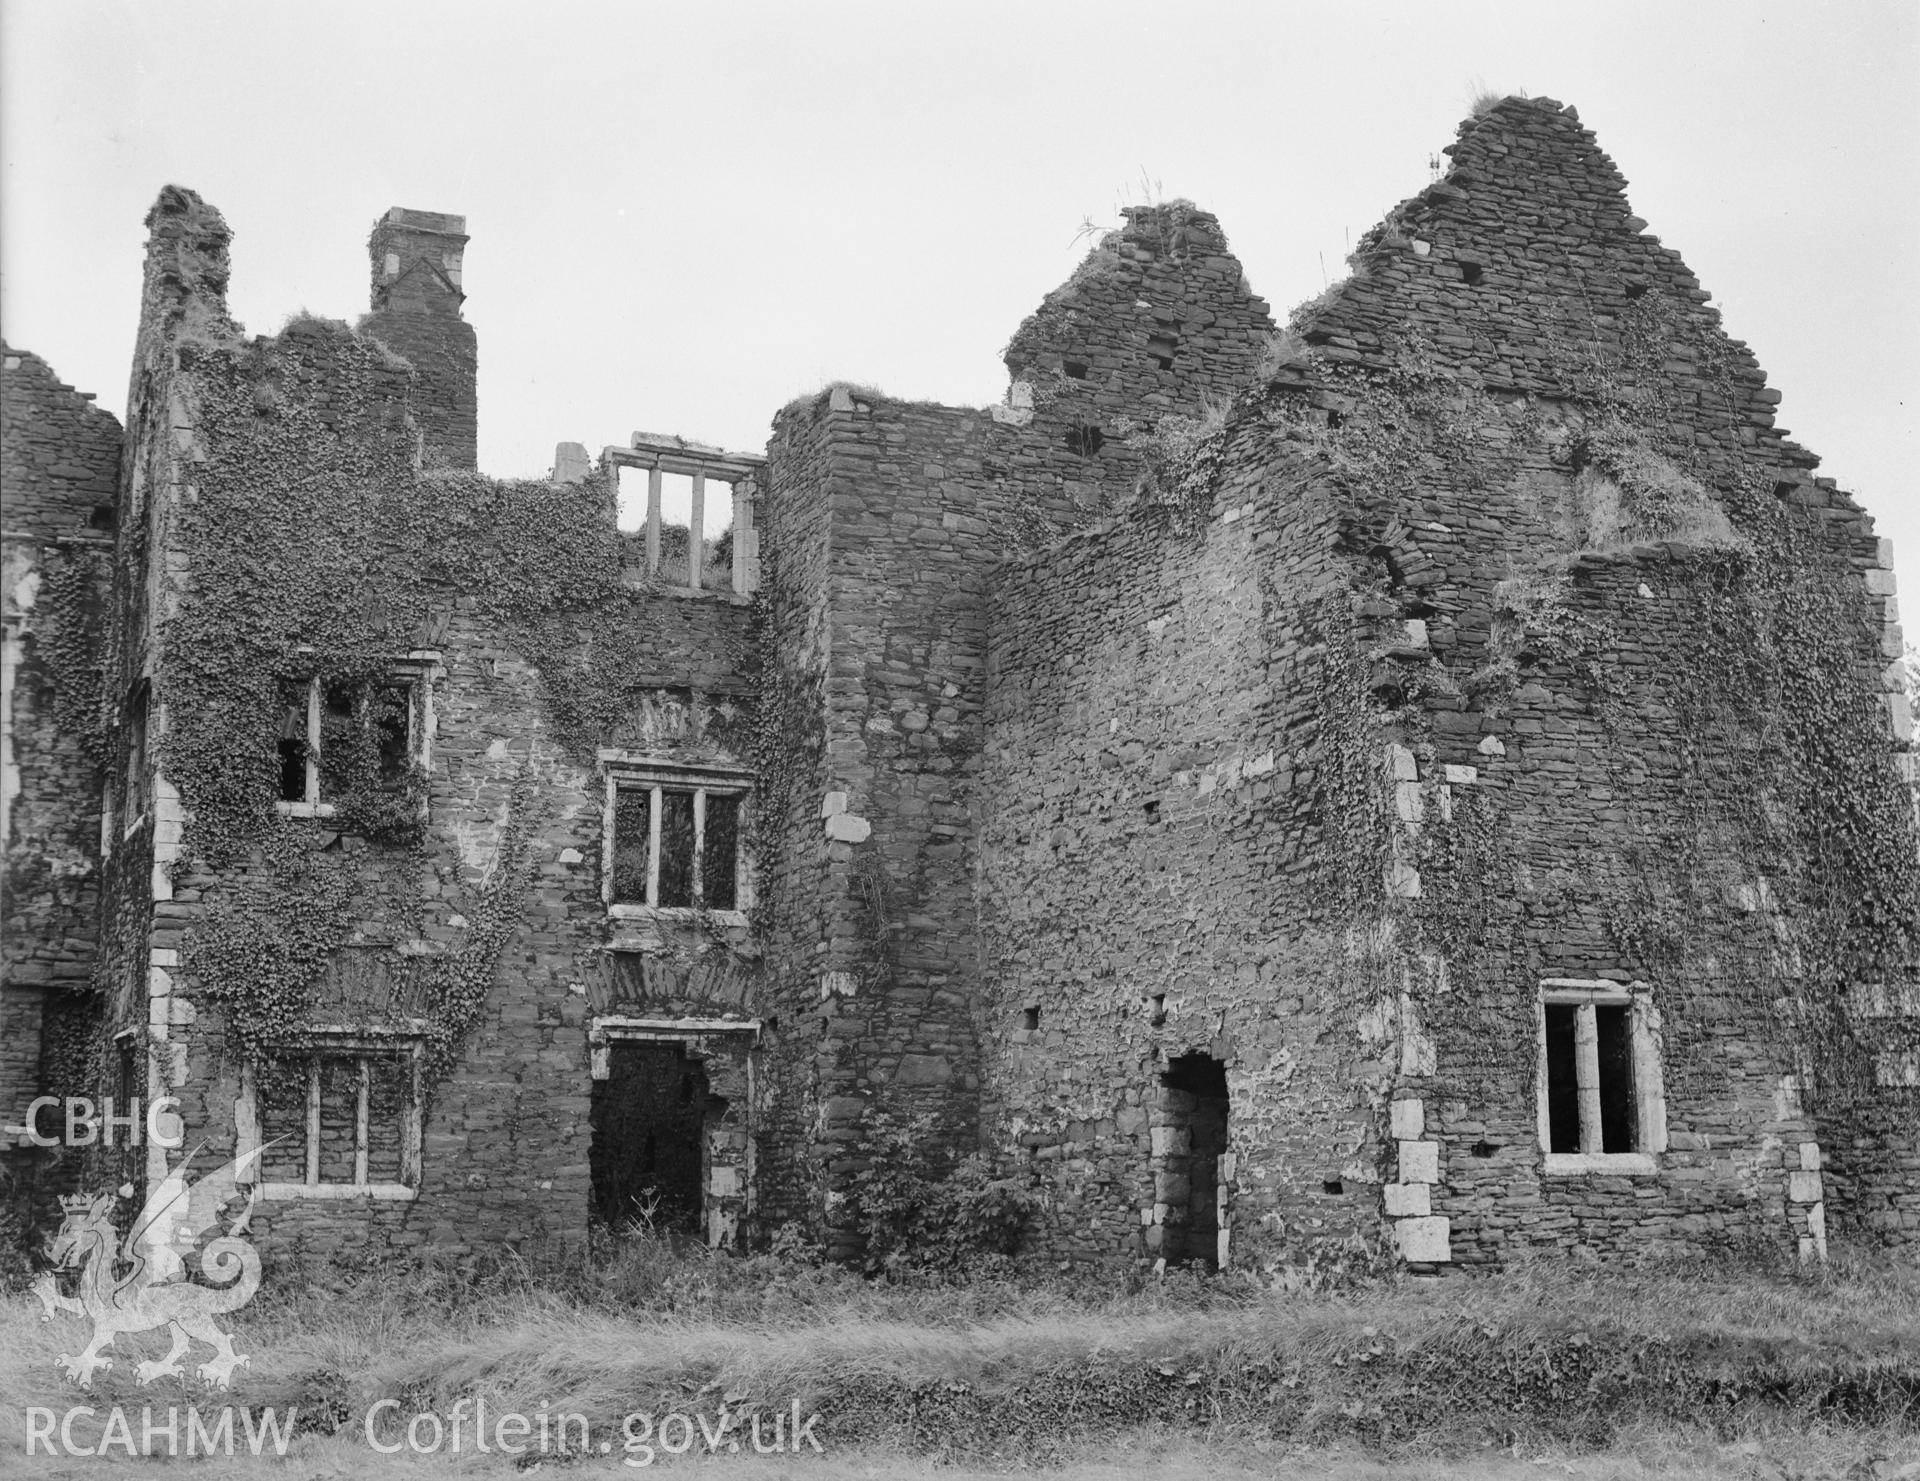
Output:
[606,771,750,916]
[1540,986,1663,1166]
[254,1042,419,1191]
[277,670,426,813]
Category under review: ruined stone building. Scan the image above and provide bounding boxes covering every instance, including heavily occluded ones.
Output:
[5,96,1917,1271]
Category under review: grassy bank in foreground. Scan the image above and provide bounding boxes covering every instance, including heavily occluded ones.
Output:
[2,1241,1918,1476]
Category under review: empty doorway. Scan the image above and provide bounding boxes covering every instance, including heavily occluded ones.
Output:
[590,1040,715,1235]
[1157,1053,1230,1267]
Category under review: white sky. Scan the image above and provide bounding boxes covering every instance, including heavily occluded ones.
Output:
[3,1,1915,607]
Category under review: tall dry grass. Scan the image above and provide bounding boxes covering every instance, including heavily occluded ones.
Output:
[3,1239,1918,1474]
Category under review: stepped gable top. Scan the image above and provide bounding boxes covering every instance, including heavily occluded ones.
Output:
[1282,96,1796,465]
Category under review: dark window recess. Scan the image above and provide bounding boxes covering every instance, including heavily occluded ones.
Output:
[1595,1005,1636,1152]
[277,681,309,802]
[1147,332,1178,370]
[125,683,151,822]
[1459,261,1484,285]
[1471,1140,1497,1159]
[1325,409,1346,429]
[1143,799,1160,822]
[610,789,651,904]
[1022,1007,1040,1031]
[316,682,357,801]
[1063,360,1089,380]
[657,790,696,908]
[1544,1004,1581,1153]
[703,792,740,911]
[89,505,116,532]
[1323,1179,1344,1195]
[1065,425,1105,457]
[1624,281,1649,300]
[371,684,411,783]
[1149,993,1167,1027]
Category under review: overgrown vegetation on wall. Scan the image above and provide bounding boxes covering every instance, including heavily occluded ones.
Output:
[156,319,730,1089]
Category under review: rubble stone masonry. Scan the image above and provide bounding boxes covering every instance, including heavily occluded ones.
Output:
[3,98,1913,1273]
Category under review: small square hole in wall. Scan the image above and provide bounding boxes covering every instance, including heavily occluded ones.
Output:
[1022,1006,1040,1031]
[1065,425,1104,457]
[1147,332,1178,370]
[1459,261,1484,285]
[89,505,116,532]
[1143,799,1160,823]
[1322,1179,1344,1195]
[1149,994,1167,1028]
[1063,360,1089,380]
[1471,1140,1497,1158]
[1624,281,1649,300]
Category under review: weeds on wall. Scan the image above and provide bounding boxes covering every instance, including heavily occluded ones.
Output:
[1123,394,1233,534]
[846,1108,1036,1276]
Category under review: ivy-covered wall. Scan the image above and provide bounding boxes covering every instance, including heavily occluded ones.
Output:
[0,345,119,1193]
[83,186,768,1266]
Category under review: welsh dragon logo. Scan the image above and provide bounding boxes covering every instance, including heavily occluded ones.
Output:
[32,1142,270,1388]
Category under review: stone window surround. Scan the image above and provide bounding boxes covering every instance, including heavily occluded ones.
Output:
[235,1023,424,1202]
[602,435,761,597]
[1535,978,1667,1176]
[599,751,753,928]
[274,651,439,820]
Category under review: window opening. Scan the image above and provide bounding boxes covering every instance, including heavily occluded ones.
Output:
[124,684,151,826]
[1063,360,1089,380]
[1543,990,1654,1159]
[608,435,760,595]
[256,1043,417,1190]
[277,672,422,813]
[607,776,747,914]
[1147,332,1178,370]
[1065,425,1104,457]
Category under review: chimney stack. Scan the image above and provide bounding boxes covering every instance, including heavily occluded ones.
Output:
[362,207,477,468]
